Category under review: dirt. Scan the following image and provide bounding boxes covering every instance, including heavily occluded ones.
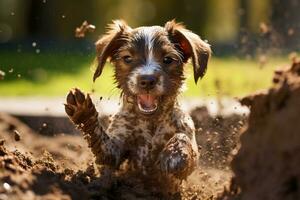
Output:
[220,59,300,200]
[0,110,236,200]
[2,60,299,200]
[75,21,96,38]
[0,70,5,80]
[191,107,247,169]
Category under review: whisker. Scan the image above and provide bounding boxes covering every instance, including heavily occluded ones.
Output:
[107,85,120,100]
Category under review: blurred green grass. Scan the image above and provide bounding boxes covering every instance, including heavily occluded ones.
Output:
[0,51,288,98]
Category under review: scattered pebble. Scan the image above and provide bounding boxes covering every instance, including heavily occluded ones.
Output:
[258,55,268,68]
[79,123,84,128]
[14,130,21,141]
[197,128,203,132]
[289,52,298,63]
[231,148,238,155]
[32,42,37,47]
[259,22,270,35]
[0,70,5,80]
[3,182,11,191]
[0,139,5,145]
[238,121,244,126]
[287,28,294,36]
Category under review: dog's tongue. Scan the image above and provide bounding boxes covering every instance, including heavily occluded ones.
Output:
[137,94,157,109]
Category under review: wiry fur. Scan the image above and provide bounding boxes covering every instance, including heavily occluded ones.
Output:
[65,19,211,195]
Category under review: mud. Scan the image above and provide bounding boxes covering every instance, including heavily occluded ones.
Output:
[191,107,247,169]
[75,21,96,38]
[0,110,235,200]
[221,60,300,200]
[3,60,298,199]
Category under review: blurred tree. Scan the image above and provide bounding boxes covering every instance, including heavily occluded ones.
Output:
[28,0,100,40]
[149,0,209,37]
[238,0,271,56]
[205,0,239,43]
[270,0,300,51]
[0,0,29,42]
[0,0,298,54]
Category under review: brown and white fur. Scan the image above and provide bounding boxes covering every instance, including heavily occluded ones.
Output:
[65,20,211,194]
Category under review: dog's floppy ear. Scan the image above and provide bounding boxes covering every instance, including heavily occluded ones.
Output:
[165,20,211,84]
[94,20,131,82]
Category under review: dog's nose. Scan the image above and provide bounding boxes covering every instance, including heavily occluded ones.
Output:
[138,75,158,90]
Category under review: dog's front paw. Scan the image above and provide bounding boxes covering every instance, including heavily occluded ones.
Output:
[158,134,196,179]
[64,88,97,126]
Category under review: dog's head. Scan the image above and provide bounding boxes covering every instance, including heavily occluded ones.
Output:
[94,20,211,115]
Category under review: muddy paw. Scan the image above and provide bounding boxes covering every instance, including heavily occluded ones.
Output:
[64,88,98,126]
[158,134,195,179]
[158,147,189,176]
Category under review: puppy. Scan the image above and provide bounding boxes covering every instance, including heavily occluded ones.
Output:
[65,19,211,194]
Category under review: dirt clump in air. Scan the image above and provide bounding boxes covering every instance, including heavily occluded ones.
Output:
[75,21,96,38]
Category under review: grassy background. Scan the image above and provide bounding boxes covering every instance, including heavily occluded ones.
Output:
[0,51,288,98]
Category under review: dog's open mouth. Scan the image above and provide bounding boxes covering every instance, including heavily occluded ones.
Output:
[137,94,159,114]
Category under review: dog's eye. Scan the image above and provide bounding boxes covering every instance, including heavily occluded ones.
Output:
[163,56,174,64]
[123,56,133,64]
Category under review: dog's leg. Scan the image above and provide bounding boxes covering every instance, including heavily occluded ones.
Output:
[157,133,199,180]
[64,88,123,167]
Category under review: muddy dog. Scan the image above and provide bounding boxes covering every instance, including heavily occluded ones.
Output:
[65,20,211,194]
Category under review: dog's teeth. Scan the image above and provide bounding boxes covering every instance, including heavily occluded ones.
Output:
[137,102,157,114]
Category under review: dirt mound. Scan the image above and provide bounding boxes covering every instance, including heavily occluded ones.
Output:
[0,112,233,200]
[222,60,300,200]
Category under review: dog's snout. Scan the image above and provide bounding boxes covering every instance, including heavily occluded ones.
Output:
[138,75,158,90]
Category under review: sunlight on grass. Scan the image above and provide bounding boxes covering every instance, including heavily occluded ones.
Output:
[184,57,287,97]
[0,52,289,98]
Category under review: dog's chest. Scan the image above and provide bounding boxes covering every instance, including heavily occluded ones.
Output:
[129,118,176,171]
[130,112,194,169]
[108,107,195,171]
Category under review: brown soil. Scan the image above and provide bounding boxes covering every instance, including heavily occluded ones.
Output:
[0,110,236,200]
[191,107,247,169]
[4,60,298,200]
[221,60,300,200]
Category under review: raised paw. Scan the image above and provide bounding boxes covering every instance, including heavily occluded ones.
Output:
[64,88,98,126]
[157,134,197,179]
